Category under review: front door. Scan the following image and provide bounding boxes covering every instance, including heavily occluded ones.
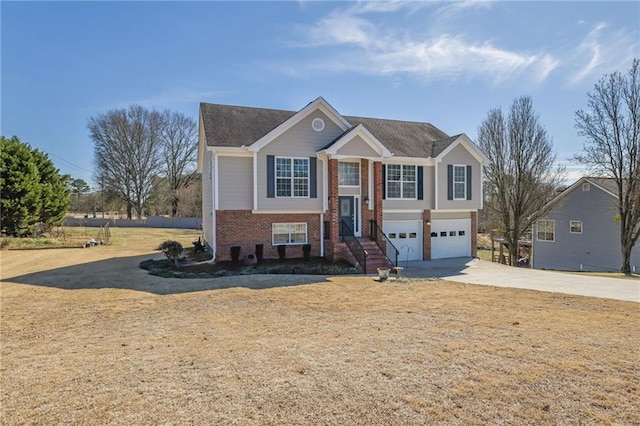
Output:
[339,196,356,237]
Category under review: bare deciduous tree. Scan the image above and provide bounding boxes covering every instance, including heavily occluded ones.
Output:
[478,96,565,266]
[574,59,640,274]
[89,105,163,219]
[160,111,198,216]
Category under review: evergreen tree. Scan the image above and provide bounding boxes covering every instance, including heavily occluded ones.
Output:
[0,136,69,236]
[0,136,41,236]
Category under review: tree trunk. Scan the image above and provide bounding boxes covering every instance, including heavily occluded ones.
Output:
[171,196,179,217]
[621,242,632,275]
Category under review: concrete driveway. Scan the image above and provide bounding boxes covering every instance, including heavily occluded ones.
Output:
[400,258,640,303]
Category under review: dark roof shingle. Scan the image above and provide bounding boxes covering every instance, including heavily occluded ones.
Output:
[200,102,457,158]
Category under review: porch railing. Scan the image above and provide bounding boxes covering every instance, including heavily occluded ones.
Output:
[369,220,399,267]
[341,220,367,274]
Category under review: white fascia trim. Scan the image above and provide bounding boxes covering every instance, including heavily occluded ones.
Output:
[323,124,393,158]
[211,146,253,157]
[383,157,435,166]
[328,154,385,161]
[248,97,351,152]
[434,134,489,165]
[252,210,324,214]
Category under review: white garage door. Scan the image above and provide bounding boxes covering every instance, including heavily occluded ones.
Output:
[431,219,471,259]
[384,220,423,261]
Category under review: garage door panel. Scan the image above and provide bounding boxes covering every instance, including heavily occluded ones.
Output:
[431,219,471,259]
[384,220,422,261]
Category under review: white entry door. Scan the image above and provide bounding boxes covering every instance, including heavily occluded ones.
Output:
[430,219,471,259]
[383,220,423,261]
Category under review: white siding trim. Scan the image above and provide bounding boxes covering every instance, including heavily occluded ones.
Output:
[214,154,219,210]
[383,209,424,214]
[368,160,373,210]
[321,156,328,212]
[320,213,324,257]
[252,210,323,214]
[434,162,439,210]
[252,153,258,211]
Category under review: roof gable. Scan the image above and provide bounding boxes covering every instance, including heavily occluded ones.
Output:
[320,124,392,158]
[247,97,350,152]
[434,134,489,164]
[544,177,618,211]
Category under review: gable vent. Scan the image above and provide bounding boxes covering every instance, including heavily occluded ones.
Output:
[582,182,590,192]
[312,118,325,132]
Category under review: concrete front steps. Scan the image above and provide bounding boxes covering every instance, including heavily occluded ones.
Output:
[358,239,394,274]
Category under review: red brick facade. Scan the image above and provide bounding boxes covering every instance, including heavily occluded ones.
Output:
[215,210,321,262]
[422,209,432,260]
[471,210,478,257]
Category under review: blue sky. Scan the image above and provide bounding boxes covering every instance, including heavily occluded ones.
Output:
[2,1,639,187]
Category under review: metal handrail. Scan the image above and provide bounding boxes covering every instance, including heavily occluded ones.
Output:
[369,220,398,267]
[341,220,368,274]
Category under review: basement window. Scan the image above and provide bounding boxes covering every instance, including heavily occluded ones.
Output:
[273,223,307,245]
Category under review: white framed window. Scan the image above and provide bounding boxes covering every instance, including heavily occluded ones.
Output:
[570,220,583,234]
[338,161,360,186]
[276,157,308,198]
[386,164,416,199]
[272,223,307,245]
[453,165,467,200]
[537,220,555,242]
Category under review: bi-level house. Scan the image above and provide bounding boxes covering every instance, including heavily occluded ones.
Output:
[197,97,486,273]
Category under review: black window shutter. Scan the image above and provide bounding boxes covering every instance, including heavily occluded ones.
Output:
[382,165,386,200]
[447,164,453,200]
[267,155,275,198]
[309,157,317,198]
[466,165,472,200]
[417,166,424,200]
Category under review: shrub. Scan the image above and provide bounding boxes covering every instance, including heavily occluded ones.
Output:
[155,240,183,268]
[277,245,286,260]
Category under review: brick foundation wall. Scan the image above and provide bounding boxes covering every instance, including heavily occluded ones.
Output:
[471,211,478,257]
[423,209,431,260]
[216,210,321,262]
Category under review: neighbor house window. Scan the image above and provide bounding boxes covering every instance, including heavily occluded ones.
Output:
[453,165,467,200]
[386,164,416,199]
[338,162,360,186]
[272,223,307,245]
[570,220,583,234]
[276,157,308,197]
[537,220,555,242]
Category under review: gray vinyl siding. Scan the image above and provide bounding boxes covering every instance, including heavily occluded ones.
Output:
[218,156,253,210]
[533,184,640,272]
[384,211,423,221]
[383,164,435,210]
[257,110,339,211]
[201,155,214,247]
[337,135,379,157]
[431,211,471,220]
[437,144,482,210]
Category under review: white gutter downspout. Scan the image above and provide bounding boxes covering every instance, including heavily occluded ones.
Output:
[252,152,258,211]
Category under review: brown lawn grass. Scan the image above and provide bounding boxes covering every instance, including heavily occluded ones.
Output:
[1,228,639,425]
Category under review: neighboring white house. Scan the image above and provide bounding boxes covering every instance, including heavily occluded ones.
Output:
[532,177,640,272]
[197,97,487,272]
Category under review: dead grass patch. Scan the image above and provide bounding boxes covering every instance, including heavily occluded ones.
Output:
[1,228,638,424]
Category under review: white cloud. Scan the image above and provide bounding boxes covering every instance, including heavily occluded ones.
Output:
[569,22,638,85]
[284,6,558,85]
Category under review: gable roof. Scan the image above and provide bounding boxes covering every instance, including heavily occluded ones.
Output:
[200,99,465,159]
[543,176,618,212]
[320,124,393,158]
